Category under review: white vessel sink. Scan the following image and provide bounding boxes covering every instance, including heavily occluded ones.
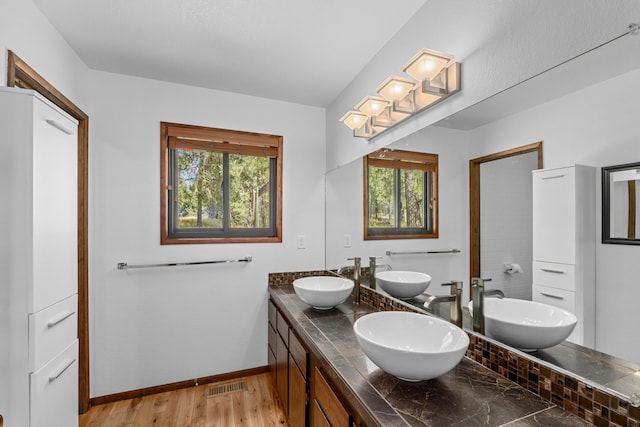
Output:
[468,298,577,351]
[375,270,431,299]
[293,276,354,310]
[353,311,469,381]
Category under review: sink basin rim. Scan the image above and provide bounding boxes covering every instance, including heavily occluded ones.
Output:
[292,276,354,310]
[374,270,432,299]
[354,311,469,381]
[467,298,577,350]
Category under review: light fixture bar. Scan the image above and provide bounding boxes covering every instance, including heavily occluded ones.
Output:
[341,48,462,140]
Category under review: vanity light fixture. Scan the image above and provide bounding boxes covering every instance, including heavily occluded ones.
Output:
[340,48,461,139]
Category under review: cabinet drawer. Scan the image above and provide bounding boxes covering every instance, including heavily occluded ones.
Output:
[276,310,289,346]
[314,367,349,427]
[533,261,576,291]
[268,299,277,329]
[30,340,78,427]
[532,284,576,312]
[289,331,308,379]
[29,294,77,372]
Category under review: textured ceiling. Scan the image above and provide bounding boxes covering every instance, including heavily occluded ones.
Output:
[32,0,427,107]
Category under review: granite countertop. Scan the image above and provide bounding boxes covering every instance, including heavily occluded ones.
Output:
[269,284,593,426]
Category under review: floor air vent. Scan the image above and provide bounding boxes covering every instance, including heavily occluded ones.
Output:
[207,380,247,397]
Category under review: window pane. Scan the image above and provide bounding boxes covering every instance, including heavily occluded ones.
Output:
[229,154,271,228]
[368,166,396,228]
[400,169,424,228]
[176,149,223,229]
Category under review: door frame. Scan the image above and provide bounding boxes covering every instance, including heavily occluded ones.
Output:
[7,50,91,413]
[469,141,543,298]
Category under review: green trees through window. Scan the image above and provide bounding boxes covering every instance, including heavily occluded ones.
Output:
[161,122,282,244]
[176,150,271,229]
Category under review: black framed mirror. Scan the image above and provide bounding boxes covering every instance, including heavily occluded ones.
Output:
[602,162,640,244]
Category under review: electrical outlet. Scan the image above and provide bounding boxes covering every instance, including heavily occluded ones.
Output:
[297,235,306,249]
[344,234,351,248]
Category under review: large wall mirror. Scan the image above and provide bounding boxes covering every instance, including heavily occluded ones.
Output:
[325,31,640,402]
[603,162,640,244]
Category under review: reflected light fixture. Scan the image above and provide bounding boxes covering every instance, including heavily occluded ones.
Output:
[341,48,461,139]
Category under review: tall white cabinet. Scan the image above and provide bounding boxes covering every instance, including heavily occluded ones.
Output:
[0,87,79,427]
[532,164,595,347]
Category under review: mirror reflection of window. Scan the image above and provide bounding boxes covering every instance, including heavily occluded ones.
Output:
[364,149,437,240]
[610,170,640,239]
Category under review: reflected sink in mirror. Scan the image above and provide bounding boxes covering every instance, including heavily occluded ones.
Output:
[353,311,469,382]
[375,270,432,299]
[468,298,577,351]
[293,276,354,310]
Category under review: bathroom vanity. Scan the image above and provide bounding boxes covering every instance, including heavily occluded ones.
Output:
[268,272,598,426]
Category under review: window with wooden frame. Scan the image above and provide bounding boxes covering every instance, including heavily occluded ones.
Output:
[364,149,438,240]
[160,122,282,244]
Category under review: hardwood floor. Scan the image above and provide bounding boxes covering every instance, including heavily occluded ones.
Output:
[79,373,288,427]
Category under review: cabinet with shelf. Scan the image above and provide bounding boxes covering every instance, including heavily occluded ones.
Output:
[532,164,595,346]
[0,87,79,427]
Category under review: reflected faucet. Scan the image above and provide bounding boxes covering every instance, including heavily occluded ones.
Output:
[471,277,503,334]
[424,281,463,327]
[485,289,505,299]
[337,257,361,304]
[368,256,391,290]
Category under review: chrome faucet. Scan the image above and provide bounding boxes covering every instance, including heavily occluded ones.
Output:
[337,257,362,304]
[424,280,463,327]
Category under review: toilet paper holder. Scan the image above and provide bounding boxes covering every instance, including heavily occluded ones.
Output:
[504,262,523,274]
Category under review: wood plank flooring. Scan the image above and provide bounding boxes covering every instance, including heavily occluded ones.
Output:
[79,373,288,427]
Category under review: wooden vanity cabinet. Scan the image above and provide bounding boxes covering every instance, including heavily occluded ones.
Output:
[269,299,310,425]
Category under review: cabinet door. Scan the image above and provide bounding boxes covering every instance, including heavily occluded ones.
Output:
[532,167,575,264]
[30,340,78,427]
[276,332,289,415]
[30,98,78,313]
[312,400,331,427]
[313,367,349,427]
[289,354,307,427]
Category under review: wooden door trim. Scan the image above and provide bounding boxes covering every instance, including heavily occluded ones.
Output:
[7,50,90,414]
[468,141,543,298]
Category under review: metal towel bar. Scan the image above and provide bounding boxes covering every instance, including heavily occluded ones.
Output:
[385,249,460,256]
[117,256,252,270]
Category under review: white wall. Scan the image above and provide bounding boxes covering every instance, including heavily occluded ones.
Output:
[467,67,640,363]
[2,0,326,397]
[326,0,640,169]
[0,0,89,108]
[87,71,325,396]
[480,152,537,300]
